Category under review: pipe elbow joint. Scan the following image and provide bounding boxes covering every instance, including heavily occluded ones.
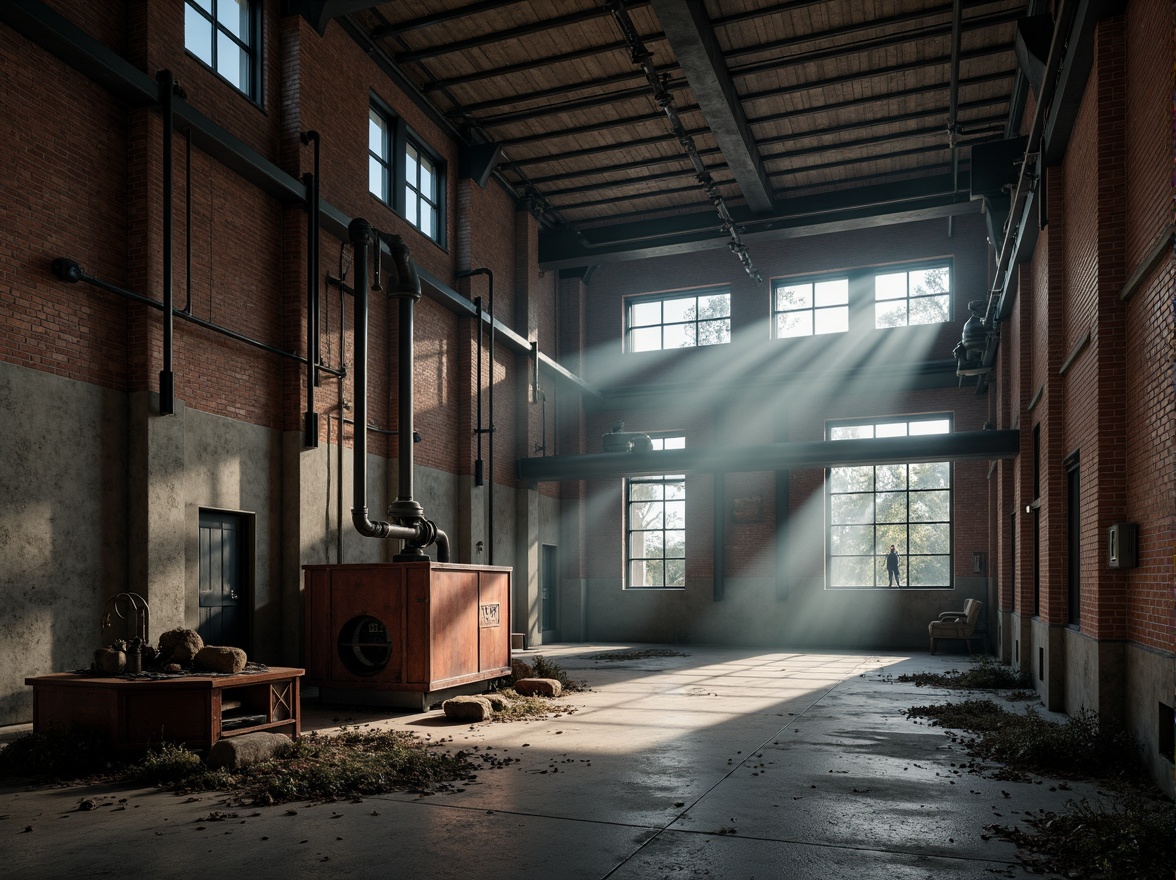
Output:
[348,217,373,247]
[381,233,421,299]
[51,258,82,283]
[351,508,391,539]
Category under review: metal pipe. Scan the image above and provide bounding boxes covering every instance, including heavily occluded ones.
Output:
[302,130,320,448]
[49,259,343,374]
[474,295,484,485]
[347,221,449,561]
[457,268,495,563]
[981,0,1078,365]
[348,219,413,542]
[184,126,192,313]
[159,69,176,415]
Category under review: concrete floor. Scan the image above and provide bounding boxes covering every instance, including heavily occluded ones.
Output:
[0,645,1089,879]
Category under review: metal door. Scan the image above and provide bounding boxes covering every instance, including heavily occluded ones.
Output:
[198,510,249,651]
[541,544,558,640]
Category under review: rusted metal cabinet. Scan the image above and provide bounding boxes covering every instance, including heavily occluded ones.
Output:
[303,561,511,709]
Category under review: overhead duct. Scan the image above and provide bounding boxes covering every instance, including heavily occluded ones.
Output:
[347,218,449,562]
[1014,14,1054,98]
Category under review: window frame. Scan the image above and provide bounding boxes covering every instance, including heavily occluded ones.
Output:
[873,262,953,329]
[369,98,447,248]
[771,273,850,339]
[624,434,686,589]
[184,0,262,102]
[624,286,731,353]
[825,414,954,590]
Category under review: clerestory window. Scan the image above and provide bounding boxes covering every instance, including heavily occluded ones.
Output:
[184,0,261,101]
[626,288,730,352]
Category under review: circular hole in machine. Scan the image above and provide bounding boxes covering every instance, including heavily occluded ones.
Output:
[337,615,392,676]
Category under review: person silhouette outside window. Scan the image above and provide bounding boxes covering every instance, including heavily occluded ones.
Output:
[885,544,901,587]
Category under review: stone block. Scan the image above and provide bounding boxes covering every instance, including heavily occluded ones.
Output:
[442,695,493,722]
[194,645,247,674]
[207,732,291,770]
[514,677,562,697]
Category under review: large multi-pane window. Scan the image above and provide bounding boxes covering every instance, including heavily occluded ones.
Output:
[874,265,951,328]
[773,276,849,338]
[626,435,686,588]
[827,416,952,589]
[368,104,445,245]
[184,0,260,100]
[626,288,730,352]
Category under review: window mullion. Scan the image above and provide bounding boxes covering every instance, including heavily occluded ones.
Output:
[392,121,407,216]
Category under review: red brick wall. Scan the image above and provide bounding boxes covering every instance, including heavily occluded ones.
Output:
[1123,0,1173,270]
[1120,0,1175,651]
[0,10,130,389]
[3,0,541,483]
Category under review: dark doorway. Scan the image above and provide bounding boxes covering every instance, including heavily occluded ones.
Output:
[541,544,558,640]
[198,510,250,651]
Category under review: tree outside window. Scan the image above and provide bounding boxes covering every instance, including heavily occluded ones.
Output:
[874,266,951,328]
[827,417,952,588]
[626,436,686,588]
[627,289,730,352]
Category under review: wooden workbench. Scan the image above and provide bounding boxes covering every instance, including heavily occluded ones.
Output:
[25,667,303,752]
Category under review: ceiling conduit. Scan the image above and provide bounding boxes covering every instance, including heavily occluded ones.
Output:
[605,0,764,284]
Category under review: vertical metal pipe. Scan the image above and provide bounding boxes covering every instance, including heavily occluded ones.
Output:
[159,70,175,415]
[713,471,725,601]
[458,268,495,561]
[487,273,495,563]
[302,131,320,447]
[474,295,484,486]
[184,126,192,313]
[397,288,415,501]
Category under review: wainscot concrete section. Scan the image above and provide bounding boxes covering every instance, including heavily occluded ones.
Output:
[0,361,128,725]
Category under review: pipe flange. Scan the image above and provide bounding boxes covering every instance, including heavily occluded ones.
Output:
[387,499,424,521]
[410,518,438,549]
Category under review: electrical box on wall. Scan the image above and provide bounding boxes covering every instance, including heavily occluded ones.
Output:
[1107,522,1138,568]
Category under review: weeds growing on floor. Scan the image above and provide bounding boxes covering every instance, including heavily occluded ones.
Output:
[906,694,1174,878]
[907,700,1141,780]
[508,654,586,692]
[896,656,1031,690]
[0,727,474,806]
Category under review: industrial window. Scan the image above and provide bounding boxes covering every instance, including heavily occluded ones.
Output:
[772,276,849,338]
[626,288,730,352]
[184,0,261,100]
[368,103,446,245]
[827,415,952,589]
[874,265,951,328]
[626,435,686,588]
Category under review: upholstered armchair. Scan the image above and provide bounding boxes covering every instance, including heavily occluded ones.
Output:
[928,598,983,655]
